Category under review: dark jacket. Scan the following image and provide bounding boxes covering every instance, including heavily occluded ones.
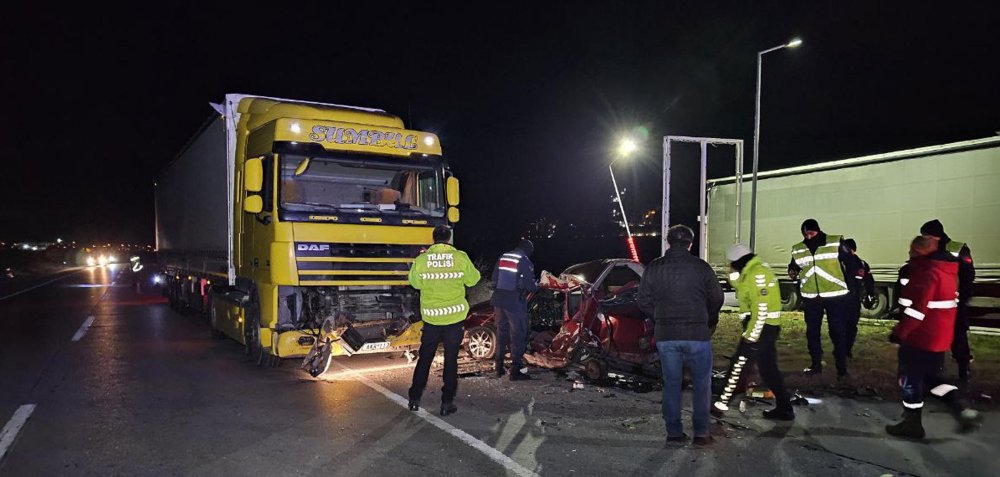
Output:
[843,253,875,299]
[938,235,975,307]
[490,247,538,310]
[638,247,724,342]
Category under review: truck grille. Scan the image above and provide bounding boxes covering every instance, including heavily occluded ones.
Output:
[295,242,424,286]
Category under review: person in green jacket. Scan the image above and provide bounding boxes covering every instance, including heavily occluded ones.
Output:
[407,225,481,416]
[713,244,795,421]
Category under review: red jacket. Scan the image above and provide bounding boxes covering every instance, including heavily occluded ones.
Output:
[893,255,959,352]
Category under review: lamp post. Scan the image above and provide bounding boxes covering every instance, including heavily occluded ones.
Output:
[749,37,802,251]
[611,137,640,261]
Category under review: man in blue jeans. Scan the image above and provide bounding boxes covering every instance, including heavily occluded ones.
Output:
[638,225,724,446]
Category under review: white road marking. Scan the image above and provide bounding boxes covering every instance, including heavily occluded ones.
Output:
[0,271,79,302]
[0,404,37,462]
[330,361,539,477]
[71,316,96,342]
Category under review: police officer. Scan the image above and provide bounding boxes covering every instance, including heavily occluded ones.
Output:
[920,219,975,382]
[788,219,853,378]
[715,244,794,420]
[407,225,481,416]
[843,238,877,359]
[491,239,538,381]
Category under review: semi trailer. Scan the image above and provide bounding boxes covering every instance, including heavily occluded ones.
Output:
[705,136,1000,322]
[155,94,461,370]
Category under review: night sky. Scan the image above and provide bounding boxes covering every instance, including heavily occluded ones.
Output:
[2,2,998,260]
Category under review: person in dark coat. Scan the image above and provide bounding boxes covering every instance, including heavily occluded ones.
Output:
[638,225,724,446]
[491,239,538,381]
[842,238,877,358]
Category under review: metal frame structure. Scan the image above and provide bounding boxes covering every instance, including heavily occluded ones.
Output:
[662,136,744,260]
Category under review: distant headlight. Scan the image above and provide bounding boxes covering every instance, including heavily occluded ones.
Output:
[98,255,108,266]
[108,255,117,263]
[152,274,162,284]
[86,256,97,267]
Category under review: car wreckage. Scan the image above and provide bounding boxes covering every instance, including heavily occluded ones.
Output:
[463,259,661,383]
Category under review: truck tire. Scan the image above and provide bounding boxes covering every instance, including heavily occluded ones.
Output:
[464,326,497,360]
[780,284,801,311]
[208,294,225,340]
[242,299,282,369]
[860,287,890,319]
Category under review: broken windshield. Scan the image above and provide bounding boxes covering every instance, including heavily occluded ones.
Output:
[279,154,445,217]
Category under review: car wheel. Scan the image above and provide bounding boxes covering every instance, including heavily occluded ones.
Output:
[465,326,497,360]
[582,358,608,385]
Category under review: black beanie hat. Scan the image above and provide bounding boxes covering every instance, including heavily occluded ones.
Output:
[518,239,535,257]
[801,218,820,233]
[920,219,945,238]
[844,238,857,252]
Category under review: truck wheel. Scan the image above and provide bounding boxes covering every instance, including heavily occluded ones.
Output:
[780,284,801,311]
[464,326,497,360]
[860,287,889,319]
[208,295,225,340]
[243,302,263,361]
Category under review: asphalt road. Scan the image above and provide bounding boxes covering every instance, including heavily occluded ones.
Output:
[1,267,997,476]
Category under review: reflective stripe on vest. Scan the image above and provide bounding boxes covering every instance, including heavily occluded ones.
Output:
[419,272,466,280]
[792,234,848,298]
[422,302,467,317]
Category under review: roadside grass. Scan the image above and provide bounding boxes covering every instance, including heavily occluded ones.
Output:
[712,312,999,405]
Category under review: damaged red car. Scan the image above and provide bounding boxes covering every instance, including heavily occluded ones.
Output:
[463,259,658,383]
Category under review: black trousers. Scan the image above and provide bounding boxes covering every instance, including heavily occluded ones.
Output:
[803,296,852,374]
[718,325,791,410]
[845,295,862,355]
[952,308,972,363]
[494,306,528,372]
[408,321,464,404]
[898,344,945,409]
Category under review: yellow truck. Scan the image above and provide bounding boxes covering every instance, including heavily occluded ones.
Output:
[155,94,460,373]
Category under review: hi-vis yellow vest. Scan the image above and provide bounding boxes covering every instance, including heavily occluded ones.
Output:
[945,240,966,258]
[791,234,849,299]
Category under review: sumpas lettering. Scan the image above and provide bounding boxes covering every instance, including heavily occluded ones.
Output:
[309,125,418,150]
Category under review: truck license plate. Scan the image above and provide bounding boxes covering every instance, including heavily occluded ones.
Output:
[360,341,390,351]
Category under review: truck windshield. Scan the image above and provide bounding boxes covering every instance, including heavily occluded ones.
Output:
[278,154,445,217]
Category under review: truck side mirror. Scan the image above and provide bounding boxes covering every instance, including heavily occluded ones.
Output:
[244,158,264,192]
[447,206,460,223]
[446,176,460,206]
[244,195,263,213]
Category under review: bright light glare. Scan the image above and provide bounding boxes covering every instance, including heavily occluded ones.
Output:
[153,275,163,284]
[108,255,117,263]
[618,138,638,157]
[98,255,109,266]
[86,256,96,267]
[786,38,803,48]
[423,136,435,146]
[290,122,301,134]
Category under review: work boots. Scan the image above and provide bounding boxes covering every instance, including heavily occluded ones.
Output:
[886,408,925,439]
[440,402,458,416]
[763,407,796,421]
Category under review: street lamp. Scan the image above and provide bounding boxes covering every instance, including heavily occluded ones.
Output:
[749,37,802,251]
[610,136,640,261]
